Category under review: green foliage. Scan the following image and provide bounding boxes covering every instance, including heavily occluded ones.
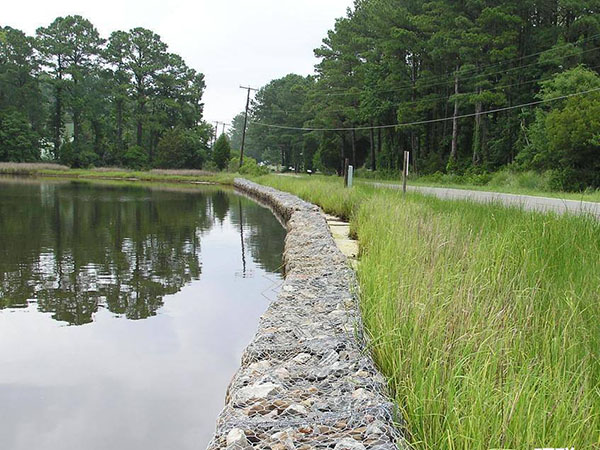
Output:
[0,27,44,137]
[0,109,40,162]
[241,0,600,188]
[521,67,600,189]
[155,127,208,169]
[228,74,316,168]
[227,157,239,173]
[212,134,231,170]
[0,16,207,169]
[59,141,97,168]
[122,145,148,170]
[202,160,218,172]
[238,157,268,176]
[313,133,341,174]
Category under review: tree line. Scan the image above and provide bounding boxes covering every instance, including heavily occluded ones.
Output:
[234,0,600,190]
[0,15,214,169]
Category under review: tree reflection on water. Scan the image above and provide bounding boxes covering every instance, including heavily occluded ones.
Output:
[0,179,285,325]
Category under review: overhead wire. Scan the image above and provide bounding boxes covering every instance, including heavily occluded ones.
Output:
[254,61,600,116]
[249,87,600,132]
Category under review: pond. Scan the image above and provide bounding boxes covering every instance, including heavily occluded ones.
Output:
[0,177,286,450]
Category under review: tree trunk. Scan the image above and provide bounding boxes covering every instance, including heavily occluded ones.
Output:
[340,133,347,176]
[351,129,356,167]
[73,109,81,150]
[472,88,482,165]
[92,119,103,162]
[369,125,376,171]
[449,67,459,167]
[377,127,382,166]
[116,98,124,152]
[136,88,145,147]
[54,85,62,158]
[136,110,143,147]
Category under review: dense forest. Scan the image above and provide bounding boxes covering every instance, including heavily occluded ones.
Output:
[234,0,600,190]
[0,16,211,169]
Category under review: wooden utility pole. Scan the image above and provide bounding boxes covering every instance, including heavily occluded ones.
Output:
[239,85,257,167]
[449,66,460,165]
[214,121,227,146]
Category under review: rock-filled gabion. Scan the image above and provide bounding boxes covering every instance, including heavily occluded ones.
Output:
[206,179,405,450]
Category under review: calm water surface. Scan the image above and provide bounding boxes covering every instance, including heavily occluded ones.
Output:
[0,177,286,450]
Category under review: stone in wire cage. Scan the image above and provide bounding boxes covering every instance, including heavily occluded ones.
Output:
[206,180,406,450]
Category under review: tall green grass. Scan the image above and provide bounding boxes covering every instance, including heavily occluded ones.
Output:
[257,174,600,450]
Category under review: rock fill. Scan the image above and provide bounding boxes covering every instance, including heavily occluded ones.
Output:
[206,179,404,450]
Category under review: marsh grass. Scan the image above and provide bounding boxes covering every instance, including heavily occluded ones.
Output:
[0,163,235,185]
[257,174,600,450]
[0,162,69,173]
[149,168,215,177]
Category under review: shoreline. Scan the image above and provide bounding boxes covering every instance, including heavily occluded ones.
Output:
[205,178,403,450]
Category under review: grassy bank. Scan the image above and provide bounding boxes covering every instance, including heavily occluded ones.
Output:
[0,163,235,185]
[256,174,600,450]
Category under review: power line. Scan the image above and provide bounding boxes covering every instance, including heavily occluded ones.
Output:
[253,62,600,117]
[249,87,600,132]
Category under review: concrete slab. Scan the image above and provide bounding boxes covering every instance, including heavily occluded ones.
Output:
[326,217,359,264]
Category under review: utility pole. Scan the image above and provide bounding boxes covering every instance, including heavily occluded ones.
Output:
[213,121,227,146]
[239,85,257,167]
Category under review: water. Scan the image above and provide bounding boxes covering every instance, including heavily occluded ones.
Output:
[0,177,286,450]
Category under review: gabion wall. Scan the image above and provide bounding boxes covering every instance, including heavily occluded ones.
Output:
[206,179,405,450]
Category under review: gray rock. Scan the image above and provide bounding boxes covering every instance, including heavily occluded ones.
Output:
[233,382,282,406]
[282,403,309,417]
[226,428,252,450]
[334,438,366,450]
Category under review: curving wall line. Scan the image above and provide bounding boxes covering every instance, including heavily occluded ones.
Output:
[206,179,404,450]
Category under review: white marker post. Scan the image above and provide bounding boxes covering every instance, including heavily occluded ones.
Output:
[402,151,410,194]
[348,165,354,188]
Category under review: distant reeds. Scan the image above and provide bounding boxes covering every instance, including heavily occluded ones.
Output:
[150,169,215,177]
[0,162,69,173]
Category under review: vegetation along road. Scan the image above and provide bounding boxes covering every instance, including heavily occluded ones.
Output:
[372,182,600,218]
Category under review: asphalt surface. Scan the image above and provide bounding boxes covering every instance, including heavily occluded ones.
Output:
[371,183,600,219]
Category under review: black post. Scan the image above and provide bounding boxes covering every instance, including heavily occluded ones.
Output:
[344,158,350,187]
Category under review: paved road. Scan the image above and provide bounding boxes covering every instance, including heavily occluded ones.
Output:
[370,183,600,219]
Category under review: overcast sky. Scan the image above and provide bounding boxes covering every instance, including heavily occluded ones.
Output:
[3,0,353,127]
